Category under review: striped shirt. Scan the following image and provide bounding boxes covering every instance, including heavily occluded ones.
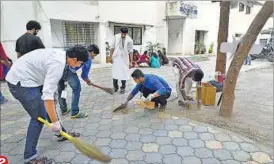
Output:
[172,57,200,89]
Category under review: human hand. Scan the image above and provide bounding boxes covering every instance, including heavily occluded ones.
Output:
[85,79,92,86]
[50,121,61,132]
[141,94,154,102]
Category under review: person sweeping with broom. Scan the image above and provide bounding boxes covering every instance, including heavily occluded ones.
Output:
[57,44,101,119]
[5,46,90,164]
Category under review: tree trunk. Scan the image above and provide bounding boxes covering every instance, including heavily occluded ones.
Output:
[219,1,273,117]
[215,1,230,74]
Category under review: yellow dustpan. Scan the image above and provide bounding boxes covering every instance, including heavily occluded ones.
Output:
[38,117,111,163]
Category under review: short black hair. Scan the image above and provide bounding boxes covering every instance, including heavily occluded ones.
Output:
[193,69,204,82]
[120,26,128,33]
[26,20,41,30]
[144,51,148,54]
[131,69,144,79]
[87,44,100,54]
[66,45,89,62]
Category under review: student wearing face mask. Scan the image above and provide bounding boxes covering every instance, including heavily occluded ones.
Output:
[15,20,45,58]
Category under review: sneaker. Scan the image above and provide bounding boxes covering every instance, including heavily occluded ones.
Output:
[120,88,125,94]
[61,108,71,115]
[25,156,52,164]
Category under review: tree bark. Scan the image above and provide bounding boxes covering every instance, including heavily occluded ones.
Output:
[219,1,273,117]
[215,1,230,74]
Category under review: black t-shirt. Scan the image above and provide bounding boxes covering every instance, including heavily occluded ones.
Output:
[15,33,45,55]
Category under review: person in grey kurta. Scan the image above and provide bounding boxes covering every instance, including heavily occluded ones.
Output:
[110,27,134,94]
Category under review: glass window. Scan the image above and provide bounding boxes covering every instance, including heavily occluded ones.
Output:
[113,26,142,45]
[239,3,244,12]
[246,6,251,14]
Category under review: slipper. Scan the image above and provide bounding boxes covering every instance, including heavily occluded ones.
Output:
[71,112,88,119]
[56,132,81,142]
[62,108,71,115]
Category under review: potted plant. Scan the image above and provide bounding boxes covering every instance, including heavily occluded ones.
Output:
[208,42,214,54]
[200,43,206,54]
[194,41,202,54]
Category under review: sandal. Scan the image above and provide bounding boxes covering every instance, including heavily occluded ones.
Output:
[62,108,71,115]
[71,112,88,119]
[25,156,52,164]
[56,132,81,142]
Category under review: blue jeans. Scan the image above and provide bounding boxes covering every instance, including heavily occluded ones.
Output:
[7,82,47,162]
[58,69,81,116]
[244,55,251,65]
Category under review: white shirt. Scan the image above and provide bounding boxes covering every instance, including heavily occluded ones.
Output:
[6,48,66,100]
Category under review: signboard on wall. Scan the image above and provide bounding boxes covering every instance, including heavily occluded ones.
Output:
[167,1,197,19]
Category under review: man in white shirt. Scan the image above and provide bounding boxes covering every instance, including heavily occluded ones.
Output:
[6,45,89,164]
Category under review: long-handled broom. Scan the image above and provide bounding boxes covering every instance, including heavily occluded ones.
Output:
[38,117,112,163]
[91,83,114,95]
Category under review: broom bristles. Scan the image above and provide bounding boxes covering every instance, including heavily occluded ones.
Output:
[70,137,111,162]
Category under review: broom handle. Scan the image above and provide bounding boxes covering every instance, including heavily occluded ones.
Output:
[38,117,72,140]
[91,83,103,89]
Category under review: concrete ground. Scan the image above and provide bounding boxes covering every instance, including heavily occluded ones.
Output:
[1,56,273,164]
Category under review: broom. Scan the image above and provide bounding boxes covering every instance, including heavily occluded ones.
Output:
[91,83,114,95]
[38,117,112,163]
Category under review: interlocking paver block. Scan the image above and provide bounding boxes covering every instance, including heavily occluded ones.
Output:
[144,153,163,163]
[97,124,112,131]
[223,141,241,151]
[142,143,159,152]
[125,134,141,141]
[94,138,111,146]
[251,152,273,163]
[109,159,129,164]
[163,154,182,164]
[199,133,215,141]
[184,132,198,139]
[86,123,99,130]
[54,152,76,163]
[182,156,201,164]
[205,140,223,149]
[193,126,208,133]
[96,130,112,138]
[172,138,188,146]
[168,131,182,138]
[153,129,168,136]
[165,124,179,131]
[126,141,142,151]
[194,148,213,158]
[156,137,172,145]
[110,132,126,139]
[109,148,128,158]
[179,125,193,132]
[159,144,177,155]
[189,139,205,148]
[240,143,259,152]
[222,160,241,164]
[126,150,145,161]
[140,134,156,143]
[124,127,139,133]
[139,128,153,135]
[214,133,231,142]
[213,149,233,160]
[177,146,194,157]
[231,150,251,162]
[110,139,127,148]
[71,154,91,164]
[201,158,221,164]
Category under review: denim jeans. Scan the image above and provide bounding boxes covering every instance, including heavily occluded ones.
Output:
[7,82,47,162]
[58,69,81,116]
[244,55,251,65]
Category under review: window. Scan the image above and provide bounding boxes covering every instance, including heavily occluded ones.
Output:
[114,26,142,45]
[62,21,95,48]
[246,6,251,14]
[239,3,244,12]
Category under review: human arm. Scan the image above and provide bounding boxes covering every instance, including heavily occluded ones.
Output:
[128,39,134,67]
[81,57,92,85]
[110,36,116,63]
[42,59,65,123]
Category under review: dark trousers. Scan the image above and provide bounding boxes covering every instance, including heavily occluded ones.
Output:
[113,79,126,90]
[139,85,171,106]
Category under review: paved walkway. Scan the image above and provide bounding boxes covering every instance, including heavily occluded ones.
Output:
[1,57,273,164]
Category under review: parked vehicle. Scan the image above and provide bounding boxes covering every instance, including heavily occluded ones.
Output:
[250,38,273,62]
